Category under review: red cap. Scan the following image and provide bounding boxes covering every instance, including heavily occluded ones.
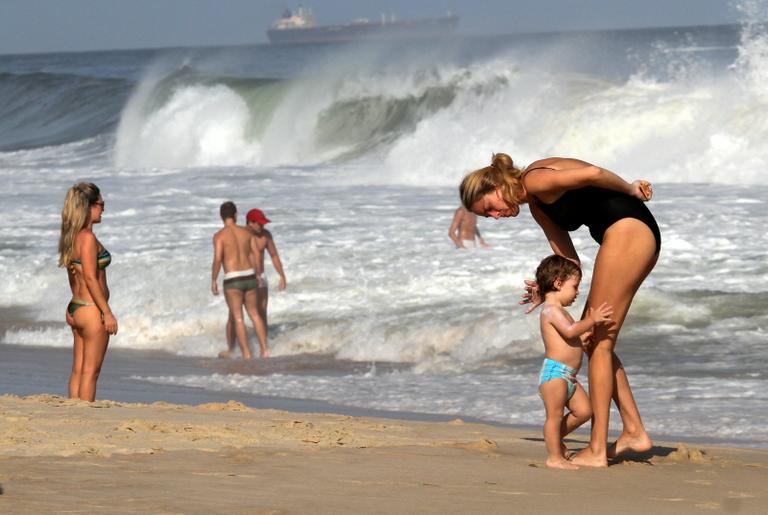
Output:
[246,208,270,225]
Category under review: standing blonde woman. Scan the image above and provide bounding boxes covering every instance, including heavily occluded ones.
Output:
[59,182,118,401]
[460,154,659,467]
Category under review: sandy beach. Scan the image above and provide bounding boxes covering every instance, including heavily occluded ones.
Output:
[1,394,766,514]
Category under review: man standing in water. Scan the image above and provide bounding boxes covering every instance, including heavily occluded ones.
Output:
[245,208,287,340]
[211,201,268,359]
[448,206,490,249]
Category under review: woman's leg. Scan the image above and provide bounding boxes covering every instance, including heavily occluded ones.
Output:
[74,307,110,402]
[219,312,237,358]
[608,352,654,458]
[606,246,658,457]
[572,219,658,467]
[257,283,269,338]
[69,327,84,398]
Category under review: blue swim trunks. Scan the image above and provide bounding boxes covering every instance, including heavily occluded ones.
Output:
[539,358,578,400]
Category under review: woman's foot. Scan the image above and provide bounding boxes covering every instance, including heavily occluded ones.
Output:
[607,431,653,459]
[570,446,608,468]
[546,457,579,470]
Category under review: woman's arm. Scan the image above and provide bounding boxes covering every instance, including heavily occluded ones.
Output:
[520,203,580,314]
[78,232,117,334]
[529,203,579,263]
[524,158,651,202]
[65,269,76,327]
[266,235,287,290]
[249,235,265,278]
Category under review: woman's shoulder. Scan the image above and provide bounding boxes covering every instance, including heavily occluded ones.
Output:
[75,228,97,242]
[74,229,99,252]
[524,157,599,195]
[525,157,560,171]
[525,157,590,172]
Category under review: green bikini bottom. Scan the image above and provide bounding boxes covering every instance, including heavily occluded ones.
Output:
[67,298,96,316]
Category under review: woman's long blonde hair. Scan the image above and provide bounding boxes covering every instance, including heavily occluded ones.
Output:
[58,182,100,268]
[459,153,524,211]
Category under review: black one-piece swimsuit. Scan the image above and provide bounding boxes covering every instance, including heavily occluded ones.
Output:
[535,185,661,254]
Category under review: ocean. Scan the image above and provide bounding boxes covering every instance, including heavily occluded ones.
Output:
[1,15,767,448]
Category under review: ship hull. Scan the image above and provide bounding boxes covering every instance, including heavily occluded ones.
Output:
[267,16,459,44]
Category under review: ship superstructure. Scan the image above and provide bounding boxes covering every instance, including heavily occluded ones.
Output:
[267,7,459,44]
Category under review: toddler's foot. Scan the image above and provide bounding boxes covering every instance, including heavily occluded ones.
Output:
[546,457,579,470]
[217,350,232,359]
[607,431,653,459]
[260,347,270,359]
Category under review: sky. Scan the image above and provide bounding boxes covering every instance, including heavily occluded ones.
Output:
[0,0,744,55]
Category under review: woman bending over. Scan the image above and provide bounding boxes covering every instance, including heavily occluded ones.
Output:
[460,154,659,467]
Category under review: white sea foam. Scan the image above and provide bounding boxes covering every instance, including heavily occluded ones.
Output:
[115,84,261,168]
[108,19,768,186]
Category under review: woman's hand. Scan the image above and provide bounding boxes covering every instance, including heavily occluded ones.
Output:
[631,180,653,201]
[102,311,118,335]
[520,279,543,313]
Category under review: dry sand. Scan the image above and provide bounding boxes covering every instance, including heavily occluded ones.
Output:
[1,394,766,514]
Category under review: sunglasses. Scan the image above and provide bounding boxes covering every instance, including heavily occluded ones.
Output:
[92,201,105,209]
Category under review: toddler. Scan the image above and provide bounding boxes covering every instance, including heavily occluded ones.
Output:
[535,254,613,469]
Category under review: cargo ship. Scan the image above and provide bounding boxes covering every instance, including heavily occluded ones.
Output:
[267,7,459,44]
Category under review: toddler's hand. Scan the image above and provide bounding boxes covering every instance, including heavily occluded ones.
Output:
[589,302,614,325]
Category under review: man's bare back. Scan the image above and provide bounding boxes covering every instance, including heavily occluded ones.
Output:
[214,224,256,274]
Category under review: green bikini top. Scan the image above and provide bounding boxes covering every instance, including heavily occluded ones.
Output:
[71,249,112,269]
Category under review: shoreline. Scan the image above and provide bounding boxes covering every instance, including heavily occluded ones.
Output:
[1,393,767,513]
[1,341,766,451]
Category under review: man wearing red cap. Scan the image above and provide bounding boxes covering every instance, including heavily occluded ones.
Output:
[246,208,287,339]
